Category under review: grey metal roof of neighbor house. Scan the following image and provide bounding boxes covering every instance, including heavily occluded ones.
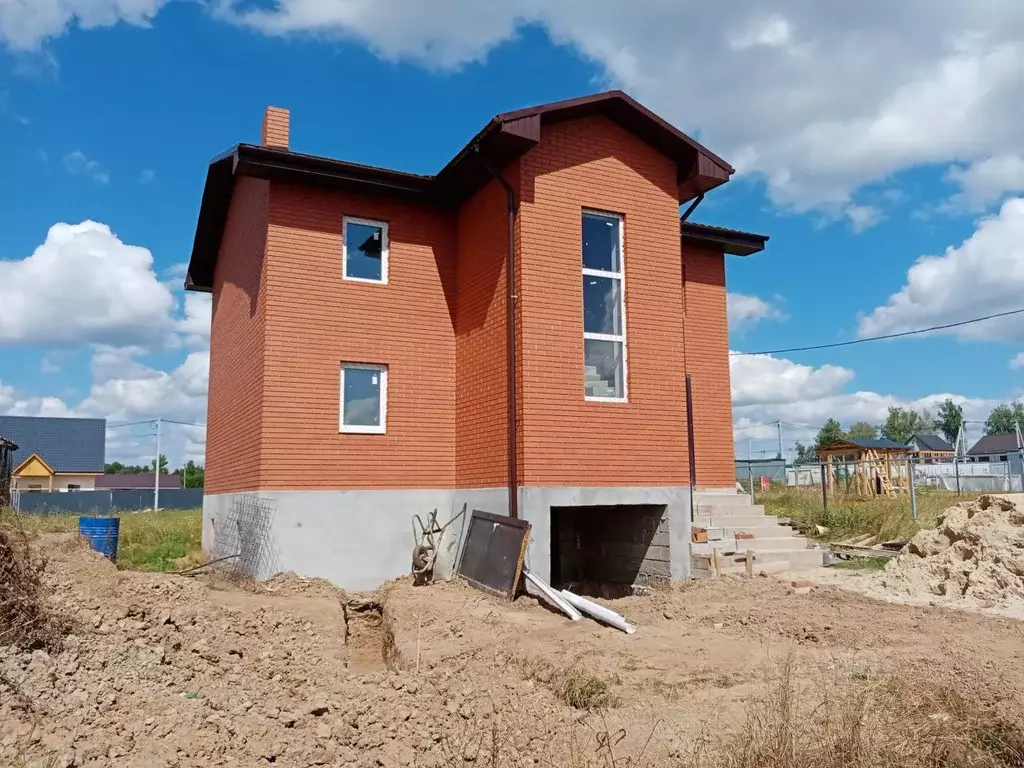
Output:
[968,434,1021,455]
[94,473,181,490]
[910,433,954,452]
[0,415,106,473]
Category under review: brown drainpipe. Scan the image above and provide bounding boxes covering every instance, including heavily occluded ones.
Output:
[474,144,519,519]
[680,193,704,513]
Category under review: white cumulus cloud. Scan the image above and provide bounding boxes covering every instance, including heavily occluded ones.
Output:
[727,292,786,332]
[0,0,168,50]
[0,221,176,347]
[859,197,1024,342]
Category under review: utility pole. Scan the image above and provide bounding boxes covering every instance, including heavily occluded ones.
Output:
[154,417,162,513]
[776,420,784,461]
[747,436,752,461]
[1015,420,1024,492]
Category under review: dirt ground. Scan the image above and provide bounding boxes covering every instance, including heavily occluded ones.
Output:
[3,533,1024,767]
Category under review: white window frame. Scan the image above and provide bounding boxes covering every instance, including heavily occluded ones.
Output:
[582,209,628,402]
[342,216,389,285]
[339,363,388,434]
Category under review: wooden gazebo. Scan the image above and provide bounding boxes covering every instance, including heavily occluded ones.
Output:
[818,438,913,497]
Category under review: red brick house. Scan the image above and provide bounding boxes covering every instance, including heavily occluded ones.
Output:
[186,91,769,590]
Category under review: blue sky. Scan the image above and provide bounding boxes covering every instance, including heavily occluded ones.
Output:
[1,1,1023,463]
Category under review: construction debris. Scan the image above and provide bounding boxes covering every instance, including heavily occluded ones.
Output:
[523,569,581,621]
[559,590,636,634]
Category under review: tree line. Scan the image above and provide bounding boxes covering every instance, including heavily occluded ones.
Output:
[792,399,1024,465]
[103,456,205,488]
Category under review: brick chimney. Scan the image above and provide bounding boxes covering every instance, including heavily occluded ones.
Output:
[261,106,290,149]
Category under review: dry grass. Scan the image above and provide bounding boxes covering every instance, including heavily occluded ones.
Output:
[689,656,1024,768]
[16,508,202,572]
[757,486,980,543]
[514,655,620,712]
[0,510,70,652]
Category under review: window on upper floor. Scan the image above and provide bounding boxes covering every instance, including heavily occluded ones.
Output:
[582,211,627,401]
[343,216,388,284]
[340,363,387,434]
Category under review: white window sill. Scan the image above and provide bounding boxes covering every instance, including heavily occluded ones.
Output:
[585,395,628,403]
[340,425,386,434]
[342,275,388,286]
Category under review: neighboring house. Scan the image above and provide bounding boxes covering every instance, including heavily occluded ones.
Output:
[906,433,955,463]
[0,416,105,492]
[186,90,770,590]
[94,474,182,490]
[967,434,1022,463]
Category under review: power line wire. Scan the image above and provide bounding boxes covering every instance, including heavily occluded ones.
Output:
[730,307,1024,357]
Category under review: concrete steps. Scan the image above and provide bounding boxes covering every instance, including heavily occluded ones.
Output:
[690,491,822,577]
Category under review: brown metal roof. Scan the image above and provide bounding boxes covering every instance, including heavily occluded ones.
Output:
[681,221,769,257]
[187,90,739,292]
[968,434,1021,455]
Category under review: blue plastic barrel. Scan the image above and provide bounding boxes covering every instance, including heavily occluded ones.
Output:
[78,516,120,562]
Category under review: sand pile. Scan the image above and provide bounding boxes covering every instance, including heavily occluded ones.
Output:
[883,495,1024,609]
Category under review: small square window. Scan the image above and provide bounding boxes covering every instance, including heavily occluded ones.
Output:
[67,484,81,491]
[343,217,388,283]
[340,363,387,434]
[1000,455,1009,462]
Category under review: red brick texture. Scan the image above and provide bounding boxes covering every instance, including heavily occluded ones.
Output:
[454,175,515,488]
[261,107,290,149]
[205,114,741,494]
[259,185,457,490]
[517,116,689,487]
[206,178,269,494]
[682,246,737,488]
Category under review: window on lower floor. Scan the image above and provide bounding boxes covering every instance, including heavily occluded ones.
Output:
[1000,455,1008,462]
[67,484,82,491]
[27,484,42,492]
[340,363,387,434]
[582,211,627,401]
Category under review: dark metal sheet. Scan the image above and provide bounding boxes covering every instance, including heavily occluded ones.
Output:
[456,510,530,600]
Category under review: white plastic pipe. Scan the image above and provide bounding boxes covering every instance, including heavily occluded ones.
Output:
[559,589,636,634]
[524,569,582,621]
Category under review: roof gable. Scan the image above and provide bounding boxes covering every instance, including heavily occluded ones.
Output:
[0,416,105,473]
[14,453,54,477]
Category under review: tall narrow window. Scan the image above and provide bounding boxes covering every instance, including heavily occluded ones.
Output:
[343,216,388,283]
[340,363,388,433]
[582,211,627,400]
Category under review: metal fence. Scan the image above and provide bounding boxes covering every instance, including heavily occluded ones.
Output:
[14,488,203,515]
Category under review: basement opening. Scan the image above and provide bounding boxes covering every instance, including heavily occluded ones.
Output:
[549,504,670,598]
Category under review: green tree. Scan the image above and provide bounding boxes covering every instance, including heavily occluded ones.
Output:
[149,454,169,475]
[104,461,125,474]
[847,421,878,440]
[814,418,846,454]
[178,461,205,489]
[984,403,1024,435]
[934,398,964,446]
[794,442,816,465]
[880,407,932,444]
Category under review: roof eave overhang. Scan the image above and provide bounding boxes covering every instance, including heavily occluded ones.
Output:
[681,226,769,257]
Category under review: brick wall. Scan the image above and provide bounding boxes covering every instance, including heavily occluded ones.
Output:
[258,184,458,490]
[454,176,515,488]
[683,245,736,487]
[206,178,269,494]
[516,116,690,487]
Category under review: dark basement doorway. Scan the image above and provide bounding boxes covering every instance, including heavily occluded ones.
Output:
[549,504,670,597]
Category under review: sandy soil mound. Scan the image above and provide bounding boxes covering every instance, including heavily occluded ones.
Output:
[883,494,1024,608]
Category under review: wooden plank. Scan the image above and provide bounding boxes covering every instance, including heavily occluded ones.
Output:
[456,509,531,601]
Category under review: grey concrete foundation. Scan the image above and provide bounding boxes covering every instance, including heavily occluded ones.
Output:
[202,484,691,591]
